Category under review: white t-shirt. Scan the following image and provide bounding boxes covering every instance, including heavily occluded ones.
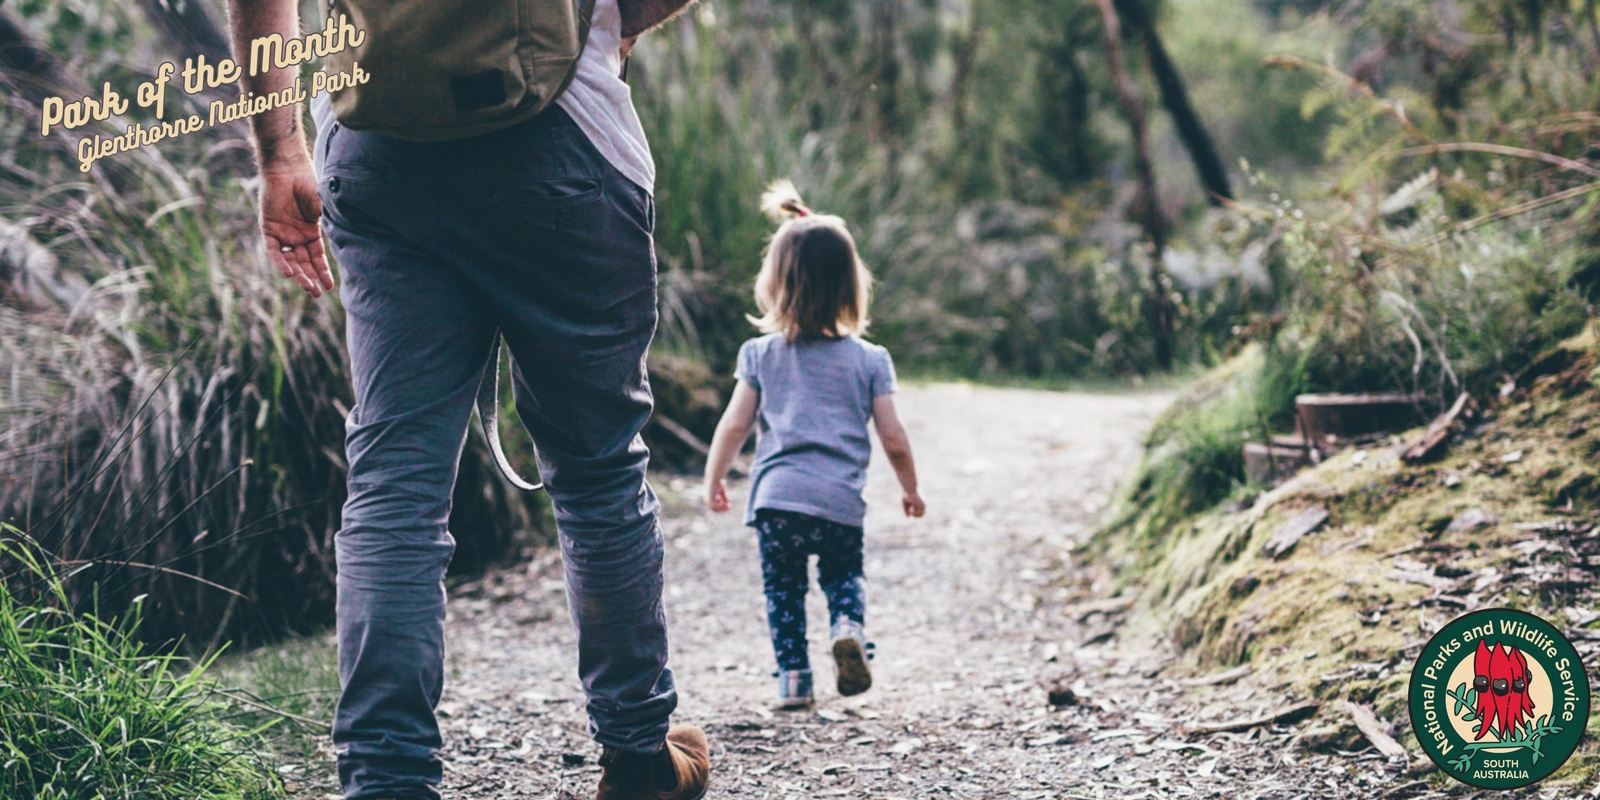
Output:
[556,0,656,195]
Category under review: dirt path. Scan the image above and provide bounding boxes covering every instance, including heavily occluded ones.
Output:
[438,384,1415,798]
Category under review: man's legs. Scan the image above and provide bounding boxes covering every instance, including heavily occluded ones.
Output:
[428,107,677,755]
[320,119,496,799]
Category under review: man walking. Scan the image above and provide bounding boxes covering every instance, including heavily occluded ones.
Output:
[224,1,708,798]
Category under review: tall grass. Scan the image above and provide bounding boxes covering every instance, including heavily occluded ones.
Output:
[0,533,279,799]
[0,5,548,649]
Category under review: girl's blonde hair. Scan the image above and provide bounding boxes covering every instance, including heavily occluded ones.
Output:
[748,180,873,340]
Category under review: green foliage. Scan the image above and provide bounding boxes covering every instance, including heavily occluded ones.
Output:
[1447,682,1481,722]
[1276,208,1591,405]
[630,0,1326,387]
[1102,0,1599,573]
[1107,346,1271,559]
[0,534,279,799]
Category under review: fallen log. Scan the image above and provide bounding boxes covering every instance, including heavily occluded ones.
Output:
[1338,700,1407,758]
[1068,595,1136,622]
[1297,392,1425,456]
[1261,505,1329,560]
[1180,699,1320,735]
[653,414,710,454]
[652,414,748,476]
[1178,664,1252,687]
[1402,393,1469,463]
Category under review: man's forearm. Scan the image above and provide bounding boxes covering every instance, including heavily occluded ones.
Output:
[226,0,307,168]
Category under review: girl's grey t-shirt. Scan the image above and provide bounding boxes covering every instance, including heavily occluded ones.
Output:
[736,334,897,528]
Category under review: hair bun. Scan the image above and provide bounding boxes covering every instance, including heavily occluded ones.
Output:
[760,179,811,222]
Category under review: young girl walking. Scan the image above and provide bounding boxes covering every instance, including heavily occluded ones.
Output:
[704,180,925,710]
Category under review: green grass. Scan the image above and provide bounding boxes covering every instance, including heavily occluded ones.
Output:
[0,533,281,799]
[212,635,341,797]
[1096,345,1280,566]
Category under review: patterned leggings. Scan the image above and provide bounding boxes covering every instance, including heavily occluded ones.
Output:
[753,509,866,671]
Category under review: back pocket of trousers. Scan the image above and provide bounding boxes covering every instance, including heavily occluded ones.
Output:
[491,178,604,210]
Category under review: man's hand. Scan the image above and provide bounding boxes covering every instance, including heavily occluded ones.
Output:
[902,491,926,518]
[227,0,330,297]
[706,478,731,513]
[260,162,334,298]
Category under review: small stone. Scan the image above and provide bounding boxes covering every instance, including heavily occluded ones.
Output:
[1297,723,1359,753]
[1046,684,1079,707]
[1406,756,1438,776]
[1444,508,1498,534]
[561,753,586,766]
[1229,575,1261,598]
[889,738,924,755]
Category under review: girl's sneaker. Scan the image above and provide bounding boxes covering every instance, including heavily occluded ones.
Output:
[829,619,873,696]
[774,668,814,710]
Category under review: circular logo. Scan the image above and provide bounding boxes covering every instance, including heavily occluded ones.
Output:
[1409,608,1590,788]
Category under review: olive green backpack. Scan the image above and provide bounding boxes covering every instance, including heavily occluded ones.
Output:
[324,0,595,141]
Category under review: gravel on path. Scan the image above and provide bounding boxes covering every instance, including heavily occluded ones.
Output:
[438,383,1456,799]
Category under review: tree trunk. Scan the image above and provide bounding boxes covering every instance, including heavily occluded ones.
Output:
[868,0,902,143]
[1114,0,1233,204]
[950,8,982,133]
[1094,0,1174,370]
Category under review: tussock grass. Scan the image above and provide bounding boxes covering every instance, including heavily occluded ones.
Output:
[1,76,547,651]
[0,533,279,799]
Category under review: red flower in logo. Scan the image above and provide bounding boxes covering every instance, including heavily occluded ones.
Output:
[1473,640,1535,740]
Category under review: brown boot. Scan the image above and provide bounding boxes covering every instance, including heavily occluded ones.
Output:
[594,725,710,800]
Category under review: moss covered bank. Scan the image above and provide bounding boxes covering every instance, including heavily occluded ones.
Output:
[1097,326,1600,786]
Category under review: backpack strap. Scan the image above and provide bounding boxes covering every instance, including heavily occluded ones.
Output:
[475,333,544,491]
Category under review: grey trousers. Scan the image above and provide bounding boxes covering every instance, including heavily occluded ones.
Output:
[315,105,676,800]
